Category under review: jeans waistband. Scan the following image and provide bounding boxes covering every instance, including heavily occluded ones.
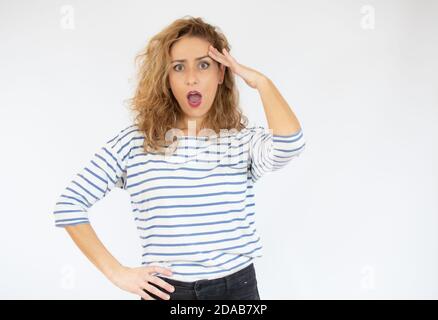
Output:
[158,262,255,289]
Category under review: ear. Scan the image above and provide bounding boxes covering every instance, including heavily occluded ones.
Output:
[219,63,225,84]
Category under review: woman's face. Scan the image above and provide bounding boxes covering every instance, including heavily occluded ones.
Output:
[168,36,225,131]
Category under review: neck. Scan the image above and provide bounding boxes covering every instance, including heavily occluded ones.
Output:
[176,117,205,135]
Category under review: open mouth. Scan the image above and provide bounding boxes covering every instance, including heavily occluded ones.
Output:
[187,91,202,107]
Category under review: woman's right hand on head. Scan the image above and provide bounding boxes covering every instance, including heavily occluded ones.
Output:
[109,265,175,300]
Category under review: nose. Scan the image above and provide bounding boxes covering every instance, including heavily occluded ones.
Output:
[185,68,199,85]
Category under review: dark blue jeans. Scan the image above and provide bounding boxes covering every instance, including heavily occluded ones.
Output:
[142,263,260,300]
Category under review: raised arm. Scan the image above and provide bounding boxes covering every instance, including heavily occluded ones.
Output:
[256,76,302,136]
[207,45,303,136]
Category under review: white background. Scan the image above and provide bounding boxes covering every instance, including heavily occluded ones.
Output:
[1,0,437,299]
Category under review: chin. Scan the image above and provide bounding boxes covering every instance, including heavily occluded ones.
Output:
[183,103,212,115]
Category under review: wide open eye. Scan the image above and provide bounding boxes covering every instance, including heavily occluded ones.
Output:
[173,61,210,71]
[200,61,210,69]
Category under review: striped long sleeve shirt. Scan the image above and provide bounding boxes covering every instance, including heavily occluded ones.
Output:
[53,123,306,282]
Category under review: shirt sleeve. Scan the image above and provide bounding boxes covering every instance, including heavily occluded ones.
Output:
[247,126,306,183]
[52,126,134,228]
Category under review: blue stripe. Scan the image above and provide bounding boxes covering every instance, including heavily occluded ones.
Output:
[95,153,116,175]
[142,229,257,248]
[273,129,302,138]
[103,147,123,173]
[106,124,137,144]
[134,189,247,205]
[127,160,247,180]
[90,160,117,185]
[56,201,77,206]
[143,246,261,266]
[131,180,249,198]
[60,194,89,209]
[128,156,247,170]
[136,211,255,231]
[129,149,248,163]
[273,133,303,143]
[137,197,249,214]
[117,139,132,156]
[173,256,250,269]
[147,147,246,158]
[134,203,255,223]
[65,187,91,207]
[270,143,306,159]
[139,223,254,240]
[169,246,261,267]
[56,220,90,227]
[55,217,89,223]
[110,128,140,149]
[127,171,246,189]
[126,134,250,151]
[77,173,105,195]
[71,180,98,201]
[54,209,86,214]
[169,257,256,275]
[84,166,106,184]
[142,237,260,257]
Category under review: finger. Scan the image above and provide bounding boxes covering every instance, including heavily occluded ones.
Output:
[143,282,171,300]
[222,48,237,63]
[209,46,225,59]
[151,266,173,276]
[217,49,234,67]
[149,275,175,293]
[208,50,230,67]
[138,288,155,300]
[211,47,225,58]
[208,47,223,60]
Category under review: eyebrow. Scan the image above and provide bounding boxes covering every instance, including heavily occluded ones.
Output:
[171,55,211,63]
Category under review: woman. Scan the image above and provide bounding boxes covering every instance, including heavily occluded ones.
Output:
[53,16,306,300]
